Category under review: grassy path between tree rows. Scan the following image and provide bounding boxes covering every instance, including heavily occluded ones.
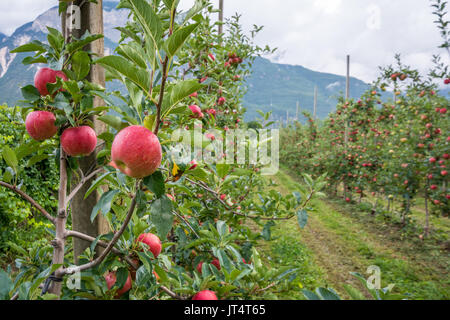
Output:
[257,168,450,300]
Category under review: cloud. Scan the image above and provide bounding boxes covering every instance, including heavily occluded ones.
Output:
[0,0,57,35]
[0,0,447,83]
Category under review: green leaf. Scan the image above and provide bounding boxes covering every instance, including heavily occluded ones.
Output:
[94,55,150,95]
[2,146,18,173]
[15,140,40,160]
[0,270,12,300]
[215,248,232,272]
[65,32,103,55]
[162,80,203,116]
[54,92,72,117]
[216,220,228,237]
[135,266,151,286]
[216,164,230,179]
[84,172,114,199]
[183,0,207,24]
[316,287,341,300]
[302,289,321,300]
[21,85,41,101]
[97,115,127,131]
[2,168,13,183]
[26,154,50,167]
[71,51,91,80]
[116,42,147,69]
[261,221,275,241]
[11,41,47,53]
[150,195,174,240]
[343,284,366,300]
[297,209,308,229]
[143,171,165,198]
[22,56,47,65]
[91,190,121,222]
[117,0,163,52]
[165,23,199,58]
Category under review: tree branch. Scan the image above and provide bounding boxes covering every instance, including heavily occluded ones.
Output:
[154,55,169,136]
[159,285,186,300]
[63,180,141,275]
[65,230,138,269]
[0,181,55,224]
[65,167,104,206]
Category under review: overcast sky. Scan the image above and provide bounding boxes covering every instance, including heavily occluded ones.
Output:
[0,0,447,83]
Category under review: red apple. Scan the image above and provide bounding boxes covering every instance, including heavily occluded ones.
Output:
[196,262,204,273]
[111,125,162,178]
[34,68,67,96]
[442,170,448,176]
[61,126,97,157]
[25,111,58,141]
[104,271,132,298]
[211,258,221,270]
[220,194,226,201]
[430,185,438,190]
[192,290,218,300]
[189,159,198,170]
[217,97,226,106]
[206,109,217,117]
[189,105,204,119]
[137,233,162,258]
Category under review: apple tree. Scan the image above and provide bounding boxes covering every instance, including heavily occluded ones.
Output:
[0,0,326,300]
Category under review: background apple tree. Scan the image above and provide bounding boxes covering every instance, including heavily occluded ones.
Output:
[0,0,326,300]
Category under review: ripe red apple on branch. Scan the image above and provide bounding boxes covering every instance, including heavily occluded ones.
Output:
[192,290,218,300]
[111,125,162,178]
[61,126,97,157]
[137,233,162,258]
[25,111,58,141]
[34,67,68,96]
[104,271,132,299]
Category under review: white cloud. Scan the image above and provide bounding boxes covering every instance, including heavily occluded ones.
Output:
[0,0,447,83]
[0,0,57,35]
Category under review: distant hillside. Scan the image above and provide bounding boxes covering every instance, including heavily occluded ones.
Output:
[244,57,369,121]
[0,2,371,121]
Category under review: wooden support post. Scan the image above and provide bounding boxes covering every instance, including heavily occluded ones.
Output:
[63,0,108,263]
[218,0,224,35]
[313,86,318,120]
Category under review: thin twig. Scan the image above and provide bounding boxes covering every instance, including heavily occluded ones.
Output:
[65,230,138,269]
[159,285,186,300]
[172,211,200,238]
[65,167,105,206]
[154,55,169,136]
[0,181,55,224]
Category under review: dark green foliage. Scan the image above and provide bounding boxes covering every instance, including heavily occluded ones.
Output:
[0,105,59,257]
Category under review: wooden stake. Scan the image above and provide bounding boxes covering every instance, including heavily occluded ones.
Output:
[219,0,224,35]
[313,86,318,120]
[66,0,108,263]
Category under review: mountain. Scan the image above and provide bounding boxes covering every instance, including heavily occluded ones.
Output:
[0,1,370,121]
[243,57,369,121]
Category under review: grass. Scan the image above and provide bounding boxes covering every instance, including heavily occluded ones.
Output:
[254,167,450,300]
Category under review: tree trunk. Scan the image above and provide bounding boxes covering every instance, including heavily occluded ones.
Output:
[63,0,108,264]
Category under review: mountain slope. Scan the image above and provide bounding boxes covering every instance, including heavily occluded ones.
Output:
[0,2,369,120]
[244,57,369,121]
